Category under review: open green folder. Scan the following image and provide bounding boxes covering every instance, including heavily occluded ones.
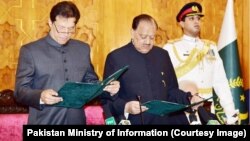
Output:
[143,97,213,116]
[54,65,129,108]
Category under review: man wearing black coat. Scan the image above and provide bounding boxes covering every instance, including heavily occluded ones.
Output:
[102,14,203,125]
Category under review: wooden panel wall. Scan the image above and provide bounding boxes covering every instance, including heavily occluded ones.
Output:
[0,0,249,90]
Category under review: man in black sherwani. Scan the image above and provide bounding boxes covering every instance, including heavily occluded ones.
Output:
[102,14,203,125]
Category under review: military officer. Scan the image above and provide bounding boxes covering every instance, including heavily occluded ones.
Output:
[163,2,238,124]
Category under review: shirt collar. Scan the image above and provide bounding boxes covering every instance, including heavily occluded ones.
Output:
[182,34,200,43]
[45,34,67,48]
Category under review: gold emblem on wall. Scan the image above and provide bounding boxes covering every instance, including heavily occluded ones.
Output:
[0,66,16,90]
[75,25,96,47]
[155,27,168,47]
[35,21,49,39]
[0,22,19,69]
[0,22,19,90]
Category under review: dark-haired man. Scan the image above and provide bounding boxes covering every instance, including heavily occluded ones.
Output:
[163,2,238,124]
[102,14,202,125]
[15,1,119,125]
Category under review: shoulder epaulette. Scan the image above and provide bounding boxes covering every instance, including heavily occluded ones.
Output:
[202,39,216,45]
[167,38,181,44]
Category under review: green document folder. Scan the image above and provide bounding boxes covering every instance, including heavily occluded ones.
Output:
[143,97,212,116]
[54,65,129,108]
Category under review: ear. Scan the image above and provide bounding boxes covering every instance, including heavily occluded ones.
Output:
[179,21,185,28]
[48,19,53,28]
[131,29,135,40]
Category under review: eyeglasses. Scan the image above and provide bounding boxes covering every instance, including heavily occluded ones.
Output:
[53,23,76,34]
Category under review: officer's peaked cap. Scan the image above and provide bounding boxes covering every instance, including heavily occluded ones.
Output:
[176,2,204,22]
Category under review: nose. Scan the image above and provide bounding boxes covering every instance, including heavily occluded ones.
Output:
[194,17,201,23]
[145,37,150,44]
[145,36,153,45]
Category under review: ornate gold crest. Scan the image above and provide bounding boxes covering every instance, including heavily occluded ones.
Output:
[192,6,199,12]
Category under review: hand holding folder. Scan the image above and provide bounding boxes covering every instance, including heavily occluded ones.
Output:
[143,97,212,116]
[54,65,129,108]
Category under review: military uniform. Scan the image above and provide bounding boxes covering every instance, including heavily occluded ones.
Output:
[163,2,238,124]
[163,35,236,119]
